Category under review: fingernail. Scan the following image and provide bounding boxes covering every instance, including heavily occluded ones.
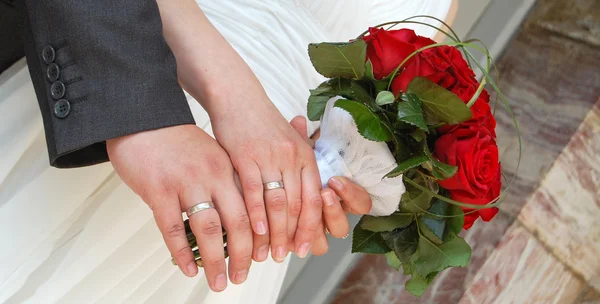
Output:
[274,246,287,262]
[215,273,227,291]
[186,262,198,277]
[258,244,269,261]
[255,221,267,235]
[296,243,310,259]
[329,177,344,189]
[235,269,249,284]
[323,191,335,206]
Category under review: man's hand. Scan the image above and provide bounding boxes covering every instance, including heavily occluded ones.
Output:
[106,125,253,292]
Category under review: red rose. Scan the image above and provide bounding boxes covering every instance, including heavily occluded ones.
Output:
[362,28,436,79]
[363,28,490,122]
[391,45,478,97]
[434,122,501,229]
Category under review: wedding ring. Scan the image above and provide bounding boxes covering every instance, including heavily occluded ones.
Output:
[186,201,215,218]
[263,181,284,191]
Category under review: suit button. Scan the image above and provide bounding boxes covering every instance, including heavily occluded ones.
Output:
[54,99,71,118]
[46,63,60,82]
[50,81,65,99]
[42,46,55,64]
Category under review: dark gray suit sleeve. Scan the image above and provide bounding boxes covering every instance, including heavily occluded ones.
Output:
[18,0,195,168]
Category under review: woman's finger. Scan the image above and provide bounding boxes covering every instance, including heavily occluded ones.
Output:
[310,221,329,256]
[261,170,289,263]
[328,176,372,215]
[321,188,350,238]
[286,116,308,251]
[295,162,323,258]
[237,163,269,236]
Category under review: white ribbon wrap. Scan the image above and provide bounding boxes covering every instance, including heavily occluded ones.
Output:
[313,98,406,216]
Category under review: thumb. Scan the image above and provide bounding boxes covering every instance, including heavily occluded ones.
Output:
[290,116,310,143]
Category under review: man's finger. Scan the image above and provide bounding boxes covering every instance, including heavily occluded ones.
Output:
[212,182,253,285]
[181,188,227,292]
[152,195,197,278]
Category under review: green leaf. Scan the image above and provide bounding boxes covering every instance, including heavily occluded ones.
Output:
[412,233,471,277]
[422,143,458,180]
[364,60,375,80]
[411,129,426,142]
[381,224,419,264]
[308,40,367,79]
[349,81,377,110]
[394,135,412,163]
[405,270,439,297]
[376,91,395,106]
[307,78,352,121]
[407,77,472,125]
[352,223,391,254]
[418,200,449,245]
[400,176,438,214]
[307,95,330,121]
[385,251,402,271]
[334,99,393,142]
[402,263,412,275]
[445,204,464,239]
[397,94,428,131]
[360,214,413,232]
[385,155,429,178]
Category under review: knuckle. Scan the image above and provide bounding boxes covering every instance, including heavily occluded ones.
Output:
[280,140,298,158]
[206,257,226,269]
[297,223,318,235]
[271,227,288,239]
[307,193,324,210]
[173,245,190,259]
[165,222,186,238]
[288,197,302,217]
[234,213,252,232]
[247,201,265,214]
[266,193,287,212]
[240,144,258,159]
[244,179,263,193]
[200,220,223,236]
[229,252,253,265]
[203,154,227,177]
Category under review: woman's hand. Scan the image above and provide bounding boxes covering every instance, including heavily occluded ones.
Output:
[156,0,323,262]
[288,116,373,255]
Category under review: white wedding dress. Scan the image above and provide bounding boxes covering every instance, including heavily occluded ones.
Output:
[0,1,451,303]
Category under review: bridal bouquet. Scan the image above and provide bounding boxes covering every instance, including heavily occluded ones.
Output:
[307,17,519,297]
[176,16,519,298]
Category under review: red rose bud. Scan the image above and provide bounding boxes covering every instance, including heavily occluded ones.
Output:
[434,121,501,229]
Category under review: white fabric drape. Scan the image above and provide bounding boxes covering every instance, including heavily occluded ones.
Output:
[0,1,451,303]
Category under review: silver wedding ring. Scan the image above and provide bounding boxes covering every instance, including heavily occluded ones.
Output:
[264,180,284,191]
[186,201,215,218]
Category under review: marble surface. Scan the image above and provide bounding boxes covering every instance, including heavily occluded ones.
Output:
[460,223,588,304]
[330,0,600,302]
[518,100,600,291]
